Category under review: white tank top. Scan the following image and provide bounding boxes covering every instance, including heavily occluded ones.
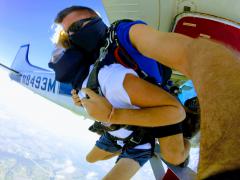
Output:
[81,64,151,149]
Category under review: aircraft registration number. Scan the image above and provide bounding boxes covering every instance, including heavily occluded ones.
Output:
[21,74,56,93]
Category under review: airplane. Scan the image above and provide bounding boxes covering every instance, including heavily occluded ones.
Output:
[0,0,239,179]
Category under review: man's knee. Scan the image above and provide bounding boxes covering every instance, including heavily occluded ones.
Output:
[160,138,190,166]
[86,154,98,163]
[161,150,186,166]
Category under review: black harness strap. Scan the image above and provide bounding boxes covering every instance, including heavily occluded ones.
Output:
[144,121,183,138]
[86,59,102,94]
[122,127,156,155]
[86,47,109,94]
[88,121,123,135]
[105,130,155,153]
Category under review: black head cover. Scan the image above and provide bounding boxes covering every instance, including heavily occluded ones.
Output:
[48,47,93,89]
[68,17,107,53]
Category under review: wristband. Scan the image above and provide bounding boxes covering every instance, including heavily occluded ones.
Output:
[107,106,115,123]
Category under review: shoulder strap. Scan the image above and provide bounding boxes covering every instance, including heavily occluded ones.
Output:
[86,47,108,95]
[86,19,134,94]
[86,60,101,94]
[108,19,134,46]
[159,64,172,87]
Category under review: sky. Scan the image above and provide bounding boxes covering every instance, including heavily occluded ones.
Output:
[0,0,109,69]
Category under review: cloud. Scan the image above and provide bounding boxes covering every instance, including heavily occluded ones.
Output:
[86,171,99,179]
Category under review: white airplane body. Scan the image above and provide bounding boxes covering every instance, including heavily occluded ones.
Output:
[1,0,239,179]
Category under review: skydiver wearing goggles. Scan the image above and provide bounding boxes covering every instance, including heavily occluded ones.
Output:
[49,5,193,179]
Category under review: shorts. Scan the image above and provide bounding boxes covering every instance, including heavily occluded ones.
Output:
[96,132,152,167]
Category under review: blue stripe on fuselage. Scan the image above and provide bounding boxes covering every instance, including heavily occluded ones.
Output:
[59,83,72,96]
[9,73,21,82]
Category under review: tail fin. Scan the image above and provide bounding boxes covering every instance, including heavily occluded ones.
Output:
[11,44,50,73]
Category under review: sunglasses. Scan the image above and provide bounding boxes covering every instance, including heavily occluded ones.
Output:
[66,17,96,34]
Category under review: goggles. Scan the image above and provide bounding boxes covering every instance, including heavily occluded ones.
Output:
[58,30,71,48]
[66,17,96,34]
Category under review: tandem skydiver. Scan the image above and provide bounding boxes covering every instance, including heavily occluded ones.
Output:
[49,5,193,179]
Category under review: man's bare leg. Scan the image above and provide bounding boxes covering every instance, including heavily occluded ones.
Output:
[86,145,120,163]
[186,38,240,179]
[103,158,140,180]
[158,134,190,166]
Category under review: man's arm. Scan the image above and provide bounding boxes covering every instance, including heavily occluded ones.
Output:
[129,24,193,77]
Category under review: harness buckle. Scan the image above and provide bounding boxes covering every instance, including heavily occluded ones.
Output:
[129,136,142,145]
[99,47,108,61]
[104,38,110,50]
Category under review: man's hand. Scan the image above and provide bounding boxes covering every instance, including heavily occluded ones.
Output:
[71,89,82,106]
[81,88,112,122]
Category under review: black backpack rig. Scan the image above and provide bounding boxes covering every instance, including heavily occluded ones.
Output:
[86,20,200,149]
